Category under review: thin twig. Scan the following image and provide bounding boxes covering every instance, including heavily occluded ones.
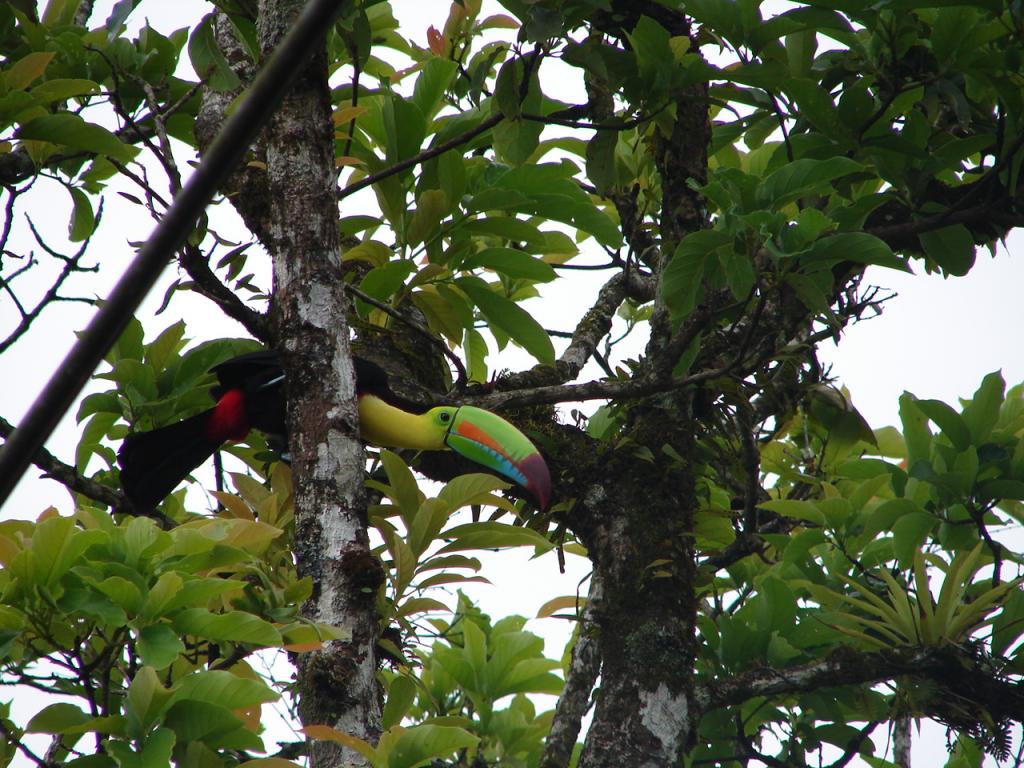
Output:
[344,282,468,387]
[338,113,502,201]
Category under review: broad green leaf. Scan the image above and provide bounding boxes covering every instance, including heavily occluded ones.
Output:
[138,624,186,670]
[18,113,137,162]
[411,58,458,119]
[892,512,935,568]
[188,15,240,92]
[26,703,90,734]
[359,260,415,308]
[899,394,932,469]
[438,474,510,509]
[494,58,524,119]
[385,724,480,768]
[5,51,54,90]
[759,499,824,524]
[437,521,554,554]
[493,117,543,166]
[171,670,278,710]
[30,78,99,104]
[457,276,554,365]
[662,230,729,319]
[961,371,1004,445]
[461,247,556,282]
[407,189,447,247]
[126,667,172,739]
[172,608,283,646]
[784,78,846,138]
[343,240,392,266]
[976,478,1024,501]
[30,515,104,587]
[464,326,489,382]
[919,224,975,276]
[461,217,547,251]
[380,449,422,520]
[107,726,175,768]
[800,233,907,272]
[382,676,418,730]
[163,700,261,750]
[758,157,864,208]
[915,399,971,451]
[586,129,618,194]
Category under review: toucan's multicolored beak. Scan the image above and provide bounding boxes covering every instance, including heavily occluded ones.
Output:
[444,406,552,511]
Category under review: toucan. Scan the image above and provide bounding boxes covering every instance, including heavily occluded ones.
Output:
[117,351,551,511]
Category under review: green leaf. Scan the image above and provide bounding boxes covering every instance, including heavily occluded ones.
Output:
[437,521,554,554]
[800,233,907,272]
[784,272,830,313]
[784,78,846,139]
[385,724,479,768]
[172,608,283,647]
[457,276,554,365]
[30,78,99,104]
[412,58,458,118]
[163,700,259,749]
[758,157,864,208]
[31,516,104,587]
[382,676,417,730]
[915,399,971,451]
[662,230,729,319]
[407,189,448,247]
[107,727,175,768]
[170,670,278,710]
[758,499,823,524]
[358,260,414,311]
[892,512,935,568]
[137,624,186,670]
[18,113,137,162]
[976,478,1024,501]
[718,248,755,300]
[380,449,422,520]
[5,51,54,90]
[586,129,618,194]
[899,394,932,469]
[492,117,543,166]
[494,58,524,119]
[919,224,975,276]
[461,217,548,251]
[438,474,510,510]
[26,703,90,734]
[188,15,240,92]
[961,371,1004,445]
[126,667,172,740]
[461,247,556,282]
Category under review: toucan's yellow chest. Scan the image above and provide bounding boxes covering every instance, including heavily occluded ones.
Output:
[357,394,446,451]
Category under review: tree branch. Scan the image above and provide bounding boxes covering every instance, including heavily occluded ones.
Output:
[542,576,602,768]
[180,243,272,342]
[696,645,1024,725]
[0,416,152,519]
[338,113,502,201]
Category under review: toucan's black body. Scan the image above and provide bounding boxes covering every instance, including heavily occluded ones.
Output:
[119,352,382,508]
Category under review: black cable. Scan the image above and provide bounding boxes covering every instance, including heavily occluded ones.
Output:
[0,0,346,508]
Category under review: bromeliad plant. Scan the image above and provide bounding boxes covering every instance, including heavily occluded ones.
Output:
[805,546,1023,650]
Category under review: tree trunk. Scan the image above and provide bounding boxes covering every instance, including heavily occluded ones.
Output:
[258,2,381,765]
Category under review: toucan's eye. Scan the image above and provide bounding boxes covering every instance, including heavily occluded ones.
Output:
[439,412,451,423]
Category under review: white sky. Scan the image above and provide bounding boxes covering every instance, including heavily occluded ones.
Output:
[3,0,1023,765]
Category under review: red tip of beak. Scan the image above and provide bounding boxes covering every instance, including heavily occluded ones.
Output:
[520,453,552,512]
